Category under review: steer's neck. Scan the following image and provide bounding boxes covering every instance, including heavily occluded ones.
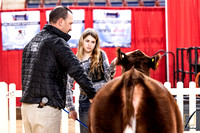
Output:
[137,68,150,77]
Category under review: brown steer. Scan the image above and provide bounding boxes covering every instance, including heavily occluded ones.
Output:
[88,48,183,133]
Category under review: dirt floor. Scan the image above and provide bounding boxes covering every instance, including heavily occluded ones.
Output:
[16,119,75,133]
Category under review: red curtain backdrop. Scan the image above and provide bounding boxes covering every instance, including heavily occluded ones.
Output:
[0,7,166,106]
[167,0,200,87]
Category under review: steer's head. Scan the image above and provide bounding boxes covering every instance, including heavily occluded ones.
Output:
[116,48,160,76]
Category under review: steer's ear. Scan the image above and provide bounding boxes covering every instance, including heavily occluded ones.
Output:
[149,54,161,70]
[116,47,128,66]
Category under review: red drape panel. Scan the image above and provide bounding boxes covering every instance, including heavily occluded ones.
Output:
[0,7,166,106]
[131,8,166,82]
[168,0,200,87]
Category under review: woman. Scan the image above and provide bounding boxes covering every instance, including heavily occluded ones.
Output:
[66,28,116,133]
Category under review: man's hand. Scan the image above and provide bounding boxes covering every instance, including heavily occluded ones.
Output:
[112,57,117,65]
[69,110,77,121]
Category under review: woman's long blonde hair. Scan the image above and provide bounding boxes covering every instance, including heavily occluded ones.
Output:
[76,28,101,72]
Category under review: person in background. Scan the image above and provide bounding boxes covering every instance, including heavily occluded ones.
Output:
[66,28,116,133]
[20,6,96,133]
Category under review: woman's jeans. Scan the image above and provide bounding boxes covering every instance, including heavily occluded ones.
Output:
[79,94,91,133]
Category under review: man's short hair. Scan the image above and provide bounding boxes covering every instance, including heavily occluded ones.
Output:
[49,6,72,24]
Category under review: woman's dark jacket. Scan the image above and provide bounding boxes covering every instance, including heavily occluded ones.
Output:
[20,24,96,109]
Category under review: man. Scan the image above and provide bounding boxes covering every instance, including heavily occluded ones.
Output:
[20,6,96,133]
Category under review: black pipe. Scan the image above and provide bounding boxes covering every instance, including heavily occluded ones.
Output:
[195,48,198,77]
[181,49,184,83]
[188,49,192,81]
[176,48,179,82]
